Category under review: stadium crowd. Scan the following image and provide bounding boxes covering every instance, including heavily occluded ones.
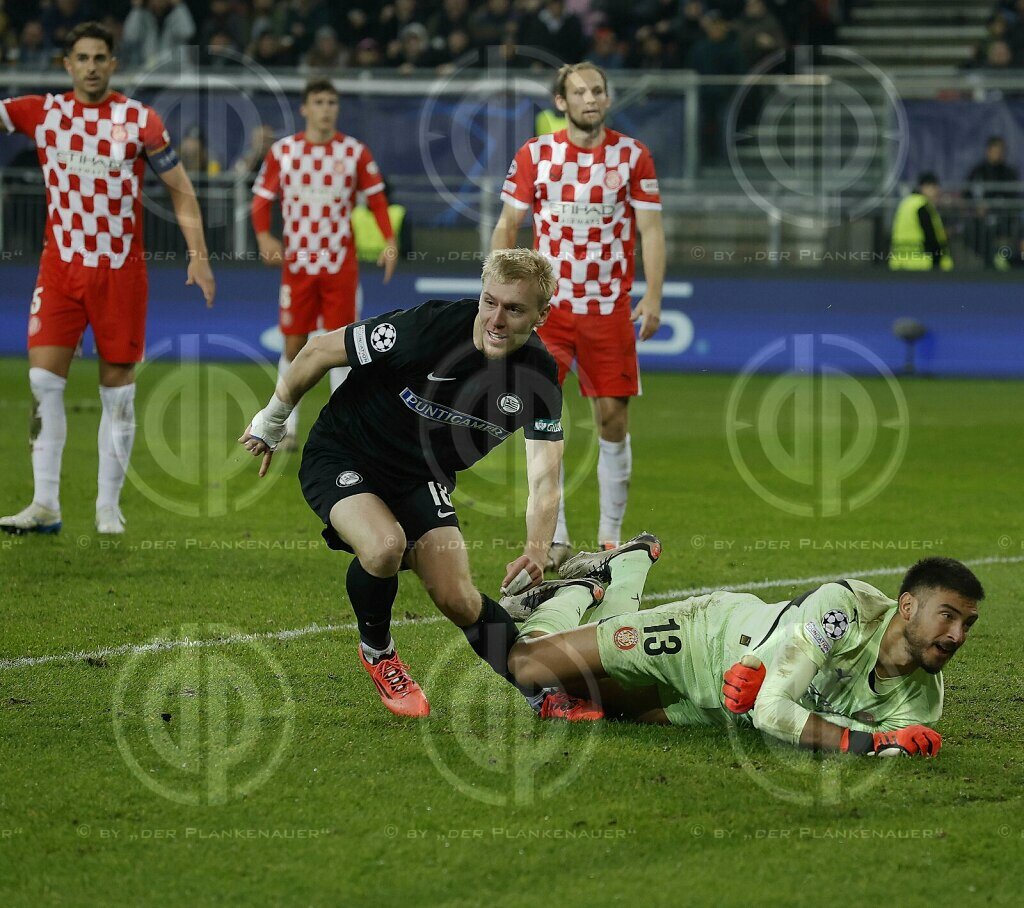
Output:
[1,0,840,74]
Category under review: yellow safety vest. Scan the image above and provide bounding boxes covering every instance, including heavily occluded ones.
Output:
[889,193,952,271]
[535,109,567,136]
[351,204,406,263]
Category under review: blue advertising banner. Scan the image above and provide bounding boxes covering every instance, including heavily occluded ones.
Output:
[0,266,1020,378]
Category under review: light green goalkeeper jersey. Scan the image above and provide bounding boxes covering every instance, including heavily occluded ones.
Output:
[600,579,943,731]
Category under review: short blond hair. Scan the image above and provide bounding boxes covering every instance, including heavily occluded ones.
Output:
[481,248,556,309]
[554,62,608,100]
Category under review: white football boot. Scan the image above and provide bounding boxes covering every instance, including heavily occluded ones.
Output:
[558,532,662,584]
[500,577,605,622]
[95,505,126,535]
[543,541,575,574]
[0,502,62,535]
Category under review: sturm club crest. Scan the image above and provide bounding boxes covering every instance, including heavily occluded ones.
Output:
[336,471,362,487]
[821,609,850,640]
[370,322,397,353]
[497,393,523,415]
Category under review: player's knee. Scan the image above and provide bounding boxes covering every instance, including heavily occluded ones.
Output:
[357,535,406,577]
[507,641,546,689]
[429,584,480,626]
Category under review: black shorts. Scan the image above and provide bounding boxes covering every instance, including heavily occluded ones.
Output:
[298,441,460,554]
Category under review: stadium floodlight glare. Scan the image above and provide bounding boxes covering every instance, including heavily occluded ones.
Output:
[892,318,928,375]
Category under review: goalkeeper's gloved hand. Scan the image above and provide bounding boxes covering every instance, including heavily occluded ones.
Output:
[840,725,942,757]
[722,654,765,714]
[247,405,288,452]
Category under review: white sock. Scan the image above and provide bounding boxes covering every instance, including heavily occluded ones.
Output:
[28,367,67,513]
[278,354,300,436]
[553,461,570,545]
[329,366,351,393]
[97,383,136,511]
[598,434,631,546]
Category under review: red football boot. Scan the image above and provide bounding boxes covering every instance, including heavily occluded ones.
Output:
[358,646,430,718]
[538,690,604,722]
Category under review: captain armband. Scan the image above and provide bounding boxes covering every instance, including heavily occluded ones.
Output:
[148,143,181,174]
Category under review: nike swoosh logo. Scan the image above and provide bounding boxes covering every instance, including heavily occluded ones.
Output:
[437,509,456,518]
[427,373,457,382]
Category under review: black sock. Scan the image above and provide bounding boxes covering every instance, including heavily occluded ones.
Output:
[347,557,398,652]
[462,594,536,694]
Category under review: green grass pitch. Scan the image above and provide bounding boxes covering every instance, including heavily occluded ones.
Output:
[1,356,1022,906]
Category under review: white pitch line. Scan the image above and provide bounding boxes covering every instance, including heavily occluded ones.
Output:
[646,554,1024,603]
[2,553,1020,672]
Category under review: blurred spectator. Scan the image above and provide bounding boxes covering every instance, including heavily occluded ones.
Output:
[339,7,375,46]
[233,123,277,177]
[390,22,430,72]
[12,20,56,71]
[736,0,786,68]
[121,0,196,69]
[687,11,746,162]
[889,173,953,271]
[251,30,295,67]
[967,14,1011,68]
[179,130,222,177]
[352,36,383,67]
[285,0,332,60]
[203,29,242,67]
[676,0,708,62]
[627,27,679,68]
[471,0,511,48]
[1008,0,1024,53]
[41,0,87,51]
[377,0,422,50]
[587,27,625,70]
[983,39,1014,70]
[518,0,586,64]
[301,25,348,72]
[966,136,1021,268]
[433,28,480,72]
[198,0,249,54]
[428,0,473,49]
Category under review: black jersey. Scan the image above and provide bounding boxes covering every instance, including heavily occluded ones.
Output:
[308,299,564,482]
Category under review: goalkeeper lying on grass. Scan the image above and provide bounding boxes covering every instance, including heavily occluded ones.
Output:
[501,537,983,756]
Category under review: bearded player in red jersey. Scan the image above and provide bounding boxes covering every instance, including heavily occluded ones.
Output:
[491,62,666,569]
[251,78,397,451]
[0,21,216,537]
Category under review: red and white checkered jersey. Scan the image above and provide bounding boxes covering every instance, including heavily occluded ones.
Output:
[252,131,385,276]
[0,92,171,269]
[501,128,662,315]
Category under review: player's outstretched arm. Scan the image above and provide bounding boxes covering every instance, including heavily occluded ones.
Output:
[504,438,562,591]
[157,162,216,307]
[239,327,351,476]
[632,207,664,341]
[751,641,942,757]
[490,201,528,250]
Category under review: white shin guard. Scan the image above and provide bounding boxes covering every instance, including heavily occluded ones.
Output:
[97,383,136,511]
[28,367,67,513]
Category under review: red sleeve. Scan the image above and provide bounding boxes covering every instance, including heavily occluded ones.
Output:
[629,143,661,210]
[0,95,47,136]
[141,106,171,153]
[251,148,280,233]
[500,142,536,210]
[366,191,394,240]
[355,145,385,194]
